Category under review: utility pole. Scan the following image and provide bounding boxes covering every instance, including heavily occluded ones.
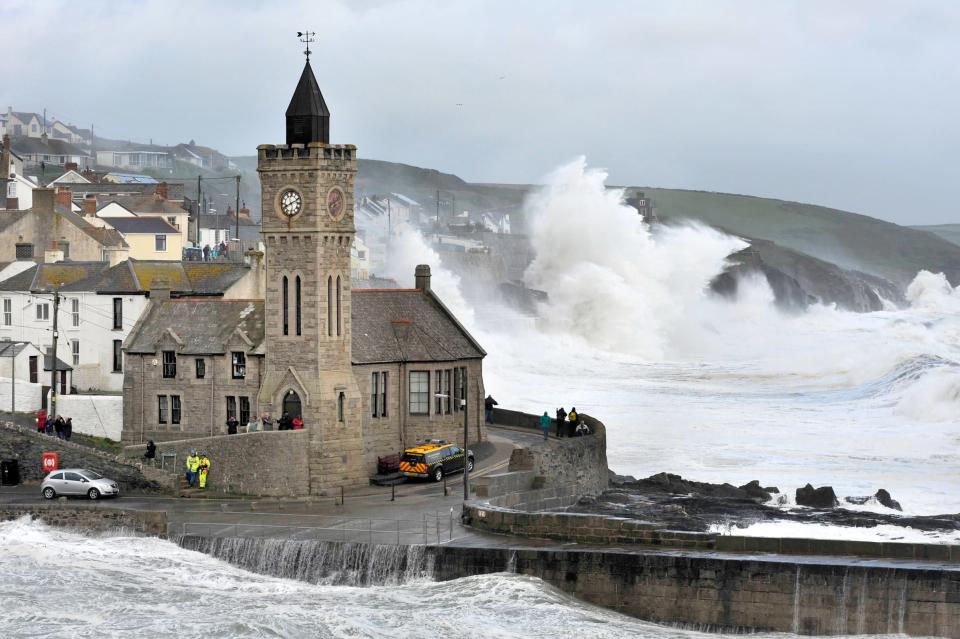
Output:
[11,345,15,413]
[436,189,440,243]
[49,289,60,418]
[462,368,470,502]
[235,175,241,245]
[196,175,202,245]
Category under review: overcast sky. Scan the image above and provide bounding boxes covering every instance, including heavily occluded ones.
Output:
[3,0,958,224]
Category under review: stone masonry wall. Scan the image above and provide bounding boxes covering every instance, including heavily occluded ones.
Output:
[0,504,167,538]
[124,430,310,497]
[430,546,960,637]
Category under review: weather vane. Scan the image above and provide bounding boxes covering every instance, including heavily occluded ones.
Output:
[297,30,316,60]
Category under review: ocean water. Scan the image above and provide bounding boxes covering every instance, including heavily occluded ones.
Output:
[390,158,960,521]
[0,517,820,639]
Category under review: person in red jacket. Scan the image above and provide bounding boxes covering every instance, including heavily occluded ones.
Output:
[35,409,47,434]
[292,416,304,430]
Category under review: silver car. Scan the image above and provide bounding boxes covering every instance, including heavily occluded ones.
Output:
[41,468,120,500]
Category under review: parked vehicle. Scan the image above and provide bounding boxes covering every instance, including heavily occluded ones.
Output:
[41,469,120,500]
[399,440,474,482]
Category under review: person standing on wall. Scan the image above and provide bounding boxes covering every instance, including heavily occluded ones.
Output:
[539,411,551,440]
[36,409,47,434]
[567,407,579,438]
[484,395,498,424]
[555,407,567,438]
[54,416,65,440]
[226,414,239,435]
[247,413,259,433]
[261,412,273,431]
[198,453,211,490]
[64,417,73,441]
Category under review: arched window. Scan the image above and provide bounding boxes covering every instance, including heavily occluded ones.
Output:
[295,276,302,336]
[283,389,301,419]
[327,276,333,337]
[336,275,342,337]
[282,276,289,336]
[338,391,345,422]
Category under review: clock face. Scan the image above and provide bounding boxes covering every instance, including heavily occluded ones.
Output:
[279,189,303,218]
[327,187,345,220]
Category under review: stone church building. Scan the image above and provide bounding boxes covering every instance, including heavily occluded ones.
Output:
[121,60,486,492]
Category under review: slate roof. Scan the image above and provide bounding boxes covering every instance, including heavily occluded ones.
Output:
[65,260,250,295]
[0,341,31,357]
[124,289,485,364]
[102,217,179,234]
[43,351,74,372]
[286,60,330,118]
[1,199,129,249]
[11,136,90,157]
[115,196,187,216]
[125,299,264,355]
[0,262,110,292]
[351,289,485,364]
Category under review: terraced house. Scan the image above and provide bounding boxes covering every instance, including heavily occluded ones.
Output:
[120,58,486,493]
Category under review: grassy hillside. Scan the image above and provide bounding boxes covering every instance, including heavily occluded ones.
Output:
[913,224,960,248]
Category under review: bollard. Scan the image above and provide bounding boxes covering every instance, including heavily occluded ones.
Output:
[391,483,395,502]
[449,508,453,541]
[339,485,344,506]
[443,473,447,496]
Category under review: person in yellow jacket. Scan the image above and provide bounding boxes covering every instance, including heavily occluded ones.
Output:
[198,453,211,490]
[185,450,200,488]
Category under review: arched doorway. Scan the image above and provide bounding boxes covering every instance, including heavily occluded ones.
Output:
[282,390,302,420]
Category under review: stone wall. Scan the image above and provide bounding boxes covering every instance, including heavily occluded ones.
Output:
[0,420,169,491]
[124,430,310,497]
[430,546,960,637]
[0,503,167,537]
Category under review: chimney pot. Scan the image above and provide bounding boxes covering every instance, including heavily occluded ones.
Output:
[155,181,169,200]
[64,162,78,172]
[415,264,431,293]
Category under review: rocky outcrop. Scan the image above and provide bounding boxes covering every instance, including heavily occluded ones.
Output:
[711,238,906,312]
[845,488,903,512]
[795,484,839,508]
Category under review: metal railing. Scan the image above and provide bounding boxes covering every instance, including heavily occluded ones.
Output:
[178,511,456,546]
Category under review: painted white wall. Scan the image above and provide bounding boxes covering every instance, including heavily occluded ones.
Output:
[0,376,43,412]
[56,394,123,440]
[97,202,135,217]
[0,290,149,392]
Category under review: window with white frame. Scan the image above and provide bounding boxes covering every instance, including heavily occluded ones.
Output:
[36,303,49,321]
[2,298,10,326]
[155,235,167,252]
[71,340,79,367]
[231,351,246,379]
[71,298,80,327]
[409,371,429,415]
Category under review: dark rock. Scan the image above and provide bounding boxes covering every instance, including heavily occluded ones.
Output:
[796,484,838,508]
[577,495,598,507]
[608,470,637,486]
[764,486,780,494]
[738,480,774,502]
[875,489,902,511]
[601,491,634,505]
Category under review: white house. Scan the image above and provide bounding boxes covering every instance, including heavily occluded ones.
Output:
[96,150,172,170]
[0,259,262,392]
[0,340,68,412]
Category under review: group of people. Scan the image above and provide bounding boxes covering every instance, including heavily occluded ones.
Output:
[539,406,590,440]
[201,241,230,261]
[185,450,212,489]
[34,409,74,441]
[226,412,303,434]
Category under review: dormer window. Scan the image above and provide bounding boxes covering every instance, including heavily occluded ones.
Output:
[232,351,246,379]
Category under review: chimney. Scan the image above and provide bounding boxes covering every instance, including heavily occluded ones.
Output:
[239,206,251,221]
[415,264,431,293]
[44,248,64,264]
[33,188,55,214]
[150,277,171,300]
[64,162,78,172]
[82,194,98,216]
[0,134,9,211]
[155,181,169,200]
[55,187,72,209]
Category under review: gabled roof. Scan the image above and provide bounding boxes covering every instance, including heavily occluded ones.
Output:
[351,289,485,364]
[110,195,186,216]
[0,262,111,292]
[11,136,89,157]
[0,341,32,357]
[49,170,91,185]
[286,60,330,118]
[55,259,252,295]
[102,217,179,234]
[43,351,73,372]
[125,299,264,355]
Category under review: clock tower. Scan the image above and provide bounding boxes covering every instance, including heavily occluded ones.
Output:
[257,58,364,492]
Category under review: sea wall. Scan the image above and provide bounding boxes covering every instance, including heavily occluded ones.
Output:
[175,533,960,637]
[123,430,310,497]
[1,503,167,537]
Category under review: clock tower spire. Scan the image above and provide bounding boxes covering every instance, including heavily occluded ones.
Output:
[257,41,363,493]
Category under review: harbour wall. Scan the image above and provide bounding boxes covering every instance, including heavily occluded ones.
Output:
[175,534,960,637]
[0,503,167,537]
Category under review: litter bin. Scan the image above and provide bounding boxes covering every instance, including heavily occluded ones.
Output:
[1,459,20,486]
